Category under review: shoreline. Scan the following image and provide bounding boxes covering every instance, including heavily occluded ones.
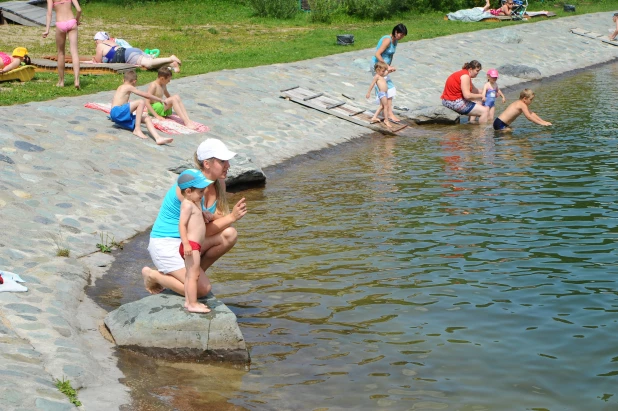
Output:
[1,11,617,410]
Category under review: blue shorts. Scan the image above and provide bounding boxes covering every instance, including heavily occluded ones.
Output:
[493,117,509,130]
[110,103,136,131]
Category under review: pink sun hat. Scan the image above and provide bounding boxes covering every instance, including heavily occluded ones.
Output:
[487,69,499,78]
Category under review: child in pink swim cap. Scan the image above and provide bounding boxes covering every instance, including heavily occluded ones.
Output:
[481,68,506,120]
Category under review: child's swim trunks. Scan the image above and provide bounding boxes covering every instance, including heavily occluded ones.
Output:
[493,117,509,130]
[179,240,202,259]
[110,103,136,130]
[151,102,173,117]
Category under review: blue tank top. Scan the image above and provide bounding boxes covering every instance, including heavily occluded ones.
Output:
[371,35,397,67]
[150,184,217,238]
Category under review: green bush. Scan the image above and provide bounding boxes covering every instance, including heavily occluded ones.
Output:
[248,0,298,18]
[308,0,339,22]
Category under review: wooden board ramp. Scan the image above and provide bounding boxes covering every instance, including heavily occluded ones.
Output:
[280,86,408,135]
[30,58,138,75]
[571,28,618,46]
[0,65,35,82]
[0,1,54,27]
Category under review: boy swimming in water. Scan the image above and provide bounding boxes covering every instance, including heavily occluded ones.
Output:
[493,89,552,131]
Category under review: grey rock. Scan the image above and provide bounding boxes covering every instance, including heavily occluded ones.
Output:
[498,64,542,79]
[168,153,266,188]
[403,105,461,125]
[104,293,249,364]
[496,29,523,44]
[35,398,73,411]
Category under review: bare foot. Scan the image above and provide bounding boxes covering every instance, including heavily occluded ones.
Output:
[188,121,200,131]
[141,267,164,294]
[185,302,210,314]
[389,116,401,122]
[56,81,64,87]
[369,118,381,124]
[170,61,180,73]
[170,55,182,65]
[156,137,174,145]
[74,83,80,90]
[384,121,393,130]
[133,130,148,139]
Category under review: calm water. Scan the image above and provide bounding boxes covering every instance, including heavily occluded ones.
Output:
[92,63,618,411]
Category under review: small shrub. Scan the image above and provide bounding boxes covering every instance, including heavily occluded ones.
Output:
[308,0,338,22]
[248,0,298,18]
[55,377,82,407]
[56,248,70,257]
[207,27,219,35]
[96,232,122,253]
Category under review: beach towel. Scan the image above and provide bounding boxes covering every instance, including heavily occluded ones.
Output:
[447,8,492,22]
[84,102,210,135]
[0,270,28,292]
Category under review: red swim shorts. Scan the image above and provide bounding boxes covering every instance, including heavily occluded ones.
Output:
[179,241,202,259]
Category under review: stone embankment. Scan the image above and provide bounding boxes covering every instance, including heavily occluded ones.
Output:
[0,12,617,410]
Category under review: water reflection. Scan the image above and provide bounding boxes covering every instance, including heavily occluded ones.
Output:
[92,63,618,410]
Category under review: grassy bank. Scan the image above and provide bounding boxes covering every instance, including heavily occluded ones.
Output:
[0,0,616,106]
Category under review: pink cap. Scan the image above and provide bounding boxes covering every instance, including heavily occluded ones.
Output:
[487,69,499,78]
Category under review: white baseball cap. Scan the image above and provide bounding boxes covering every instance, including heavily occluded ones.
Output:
[93,31,110,41]
[196,138,236,161]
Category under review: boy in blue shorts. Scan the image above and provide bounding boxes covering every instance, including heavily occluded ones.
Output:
[110,70,173,145]
[493,89,552,131]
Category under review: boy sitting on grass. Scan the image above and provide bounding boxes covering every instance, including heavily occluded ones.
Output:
[110,70,173,145]
[147,67,198,130]
[493,89,552,131]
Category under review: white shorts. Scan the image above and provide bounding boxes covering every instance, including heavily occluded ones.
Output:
[147,237,184,274]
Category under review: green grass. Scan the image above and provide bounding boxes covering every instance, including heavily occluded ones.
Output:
[0,0,616,105]
[54,377,82,407]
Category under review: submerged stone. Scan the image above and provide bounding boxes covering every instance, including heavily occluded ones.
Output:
[104,293,249,364]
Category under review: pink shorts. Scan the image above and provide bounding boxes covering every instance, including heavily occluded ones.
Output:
[56,19,77,33]
[0,52,11,67]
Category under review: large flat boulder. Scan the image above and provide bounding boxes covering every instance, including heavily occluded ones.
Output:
[168,153,266,189]
[104,293,249,364]
[402,105,461,124]
[497,64,542,79]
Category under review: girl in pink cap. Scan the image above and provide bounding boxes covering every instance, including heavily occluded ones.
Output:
[481,68,506,120]
[42,0,82,89]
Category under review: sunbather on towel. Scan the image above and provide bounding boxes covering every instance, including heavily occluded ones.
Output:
[110,70,173,145]
[481,0,512,16]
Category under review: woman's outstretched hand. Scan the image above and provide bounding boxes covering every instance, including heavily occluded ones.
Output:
[232,197,247,222]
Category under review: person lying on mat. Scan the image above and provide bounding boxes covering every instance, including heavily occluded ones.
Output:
[93,35,181,72]
[481,0,512,16]
[0,47,31,74]
[146,67,199,130]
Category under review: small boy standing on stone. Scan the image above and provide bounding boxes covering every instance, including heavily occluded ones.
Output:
[178,169,213,314]
[493,89,552,131]
[146,67,198,130]
[110,70,173,145]
[366,61,393,130]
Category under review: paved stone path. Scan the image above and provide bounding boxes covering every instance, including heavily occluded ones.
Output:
[0,12,617,410]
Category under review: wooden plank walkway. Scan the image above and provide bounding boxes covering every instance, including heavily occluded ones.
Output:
[571,27,618,46]
[280,86,408,136]
[0,1,54,27]
[30,58,138,75]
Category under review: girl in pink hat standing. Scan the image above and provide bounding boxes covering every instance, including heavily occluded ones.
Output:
[482,69,506,120]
